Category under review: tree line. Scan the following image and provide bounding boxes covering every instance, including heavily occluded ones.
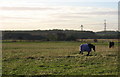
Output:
[2,30,119,41]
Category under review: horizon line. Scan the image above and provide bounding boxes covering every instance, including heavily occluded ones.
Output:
[0,29,119,32]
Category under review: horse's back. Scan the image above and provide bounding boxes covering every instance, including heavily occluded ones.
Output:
[80,44,91,52]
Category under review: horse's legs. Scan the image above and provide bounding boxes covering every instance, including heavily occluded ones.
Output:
[79,51,83,54]
[87,51,90,56]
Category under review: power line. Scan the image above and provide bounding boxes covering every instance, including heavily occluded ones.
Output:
[81,25,83,31]
[104,20,106,31]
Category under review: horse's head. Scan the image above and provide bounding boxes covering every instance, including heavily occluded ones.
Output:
[88,43,95,51]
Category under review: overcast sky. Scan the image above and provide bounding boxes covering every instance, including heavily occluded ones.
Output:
[0,0,119,32]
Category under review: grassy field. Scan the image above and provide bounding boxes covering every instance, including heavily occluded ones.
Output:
[2,41,118,75]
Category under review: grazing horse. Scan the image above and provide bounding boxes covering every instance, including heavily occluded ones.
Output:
[109,41,114,48]
[79,43,95,56]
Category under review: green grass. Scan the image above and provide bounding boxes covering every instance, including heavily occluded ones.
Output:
[2,41,118,75]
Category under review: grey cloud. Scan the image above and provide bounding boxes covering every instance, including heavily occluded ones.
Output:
[58,15,88,18]
[1,16,33,20]
[51,10,117,20]
[1,7,57,11]
[52,13,89,19]
[74,11,117,15]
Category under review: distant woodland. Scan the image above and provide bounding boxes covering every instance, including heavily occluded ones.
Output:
[2,30,119,41]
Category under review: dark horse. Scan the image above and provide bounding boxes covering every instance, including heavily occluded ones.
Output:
[79,43,95,56]
[109,41,114,48]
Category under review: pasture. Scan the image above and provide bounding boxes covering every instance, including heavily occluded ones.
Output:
[2,41,118,75]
